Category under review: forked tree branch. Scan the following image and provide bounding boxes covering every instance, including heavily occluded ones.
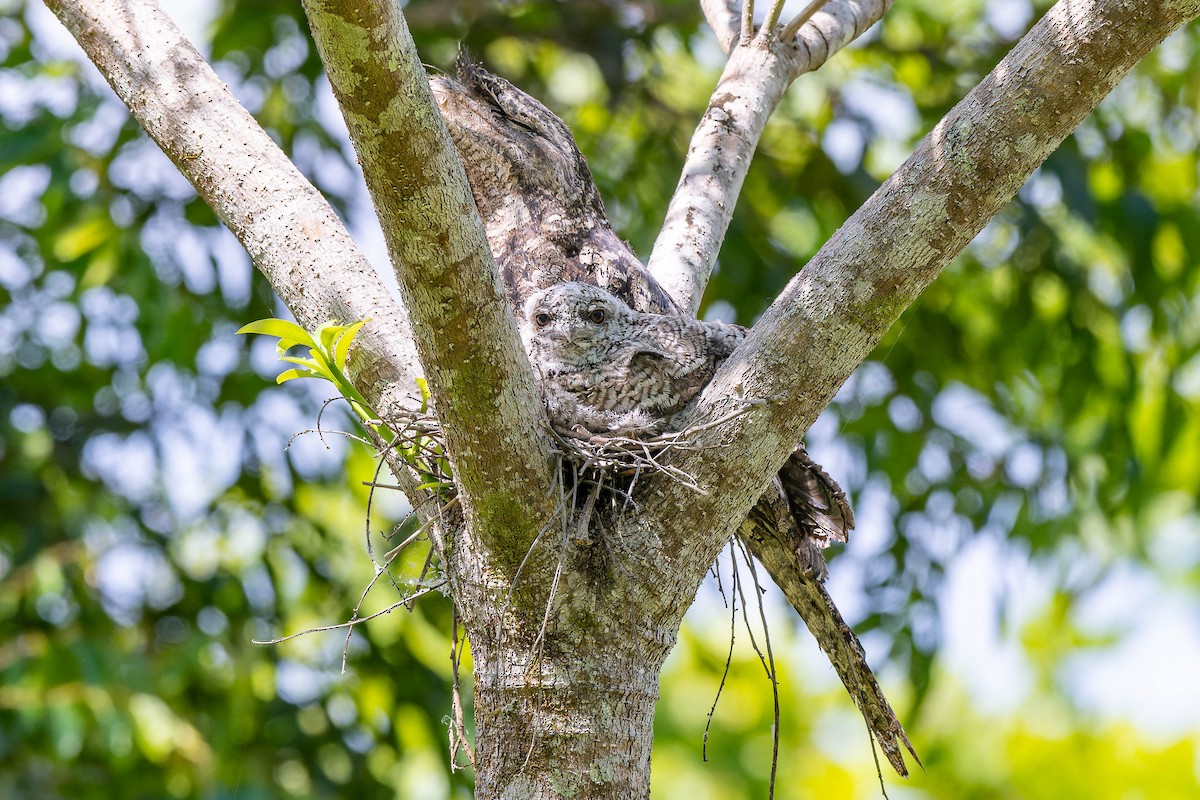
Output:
[299,0,558,549]
[650,0,893,315]
[45,0,424,417]
[644,0,1200,578]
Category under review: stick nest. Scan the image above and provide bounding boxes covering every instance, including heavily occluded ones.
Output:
[545,402,763,495]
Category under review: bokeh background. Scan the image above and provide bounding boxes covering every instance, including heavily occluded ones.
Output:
[3,0,1200,797]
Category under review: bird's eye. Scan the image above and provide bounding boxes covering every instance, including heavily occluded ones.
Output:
[587,308,607,324]
[534,312,552,327]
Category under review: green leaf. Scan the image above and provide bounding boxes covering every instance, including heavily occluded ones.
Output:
[333,319,369,370]
[278,356,330,381]
[275,337,309,356]
[236,318,315,348]
[317,321,341,354]
[80,240,120,289]
[276,368,318,384]
[416,377,431,414]
[278,355,318,368]
[53,214,114,262]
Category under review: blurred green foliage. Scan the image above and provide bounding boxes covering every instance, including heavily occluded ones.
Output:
[2,0,1199,797]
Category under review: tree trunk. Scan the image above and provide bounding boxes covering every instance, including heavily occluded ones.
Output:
[467,612,670,798]
[447,518,677,798]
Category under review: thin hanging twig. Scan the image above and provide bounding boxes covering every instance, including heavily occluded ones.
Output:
[704,541,741,761]
[740,546,781,800]
[251,582,446,646]
[448,610,476,771]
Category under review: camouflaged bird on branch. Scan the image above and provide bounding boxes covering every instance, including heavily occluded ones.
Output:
[432,60,917,775]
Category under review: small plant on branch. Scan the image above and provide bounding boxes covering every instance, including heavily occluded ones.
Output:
[237,317,453,492]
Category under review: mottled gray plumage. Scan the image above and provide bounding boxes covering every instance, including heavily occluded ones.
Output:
[432,63,677,316]
[520,282,742,436]
[521,282,853,549]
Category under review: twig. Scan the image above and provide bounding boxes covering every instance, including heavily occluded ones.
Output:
[740,0,755,46]
[740,546,781,800]
[287,426,374,450]
[382,506,443,563]
[596,507,646,665]
[780,0,832,41]
[336,498,458,670]
[573,478,604,546]
[704,542,740,761]
[545,399,763,496]
[516,470,585,772]
[761,0,787,36]
[361,480,408,490]
[251,582,446,646]
[314,395,363,449]
[525,499,575,671]
[449,611,476,770]
[500,468,567,619]
[363,436,403,565]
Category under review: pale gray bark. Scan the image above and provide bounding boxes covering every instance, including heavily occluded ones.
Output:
[44,0,424,418]
[649,0,894,315]
[300,0,558,550]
